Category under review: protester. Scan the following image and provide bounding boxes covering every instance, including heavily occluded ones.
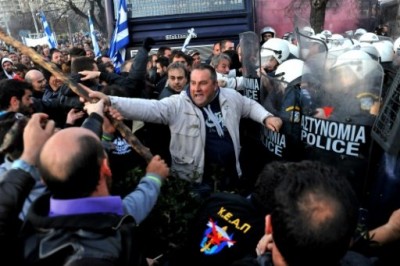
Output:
[79,39,153,99]
[24,69,47,97]
[158,62,189,99]
[170,50,192,71]
[0,57,17,80]
[153,56,170,96]
[188,49,202,68]
[210,53,243,90]
[205,41,221,65]
[168,160,282,266]
[0,79,34,116]
[97,85,148,186]
[16,101,169,264]
[253,160,373,266]
[145,62,190,166]
[83,64,282,196]
[220,39,235,52]
[0,113,54,263]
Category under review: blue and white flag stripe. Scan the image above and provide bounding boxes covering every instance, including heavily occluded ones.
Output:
[108,0,129,73]
[39,11,57,49]
[88,11,101,57]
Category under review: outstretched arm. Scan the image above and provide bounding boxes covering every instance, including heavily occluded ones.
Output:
[122,155,169,224]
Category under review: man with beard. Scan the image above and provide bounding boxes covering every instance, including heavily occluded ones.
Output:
[25,69,47,99]
[0,79,34,116]
[0,79,34,167]
[0,58,17,80]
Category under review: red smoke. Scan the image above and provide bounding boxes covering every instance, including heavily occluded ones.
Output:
[256,0,361,37]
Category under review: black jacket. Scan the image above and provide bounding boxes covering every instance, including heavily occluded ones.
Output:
[99,47,149,98]
[169,192,266,266]
[21,193,142,266]
[0,169,35,263]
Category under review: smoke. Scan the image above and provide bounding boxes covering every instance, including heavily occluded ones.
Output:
[256,0,294,37]
[324,1,360,33]
[256,0,361,37]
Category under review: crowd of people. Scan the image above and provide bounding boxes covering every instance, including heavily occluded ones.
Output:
[0,22,399,266]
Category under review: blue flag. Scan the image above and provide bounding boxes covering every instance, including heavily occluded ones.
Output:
[88,11,101,57]
[39,11,57,49]
[108,0,129,73]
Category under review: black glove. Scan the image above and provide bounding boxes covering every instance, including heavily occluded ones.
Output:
[143,37,155,52]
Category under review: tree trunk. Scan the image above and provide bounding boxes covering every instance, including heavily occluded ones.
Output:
[310,0,329,33]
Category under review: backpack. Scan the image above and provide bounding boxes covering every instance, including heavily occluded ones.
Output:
[19,194,144,266]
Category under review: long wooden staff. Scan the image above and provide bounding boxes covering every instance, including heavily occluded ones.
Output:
[0,30,153,163]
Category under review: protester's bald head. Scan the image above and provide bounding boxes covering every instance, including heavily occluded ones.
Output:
[25,69,43,82]
[39,127,105,199]
[25,69,46,92]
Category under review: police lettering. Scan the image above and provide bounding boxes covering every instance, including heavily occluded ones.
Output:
[217,207,251,233]
[242,78,259,101]
[301,116,366,157]
[261,129,286,157]
[244,89,258,101]
[266,140,283,156]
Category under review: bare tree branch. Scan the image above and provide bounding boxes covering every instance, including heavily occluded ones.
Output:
[310,0,329,33]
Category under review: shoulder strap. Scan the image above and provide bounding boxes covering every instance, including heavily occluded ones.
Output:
[114,215,144,266]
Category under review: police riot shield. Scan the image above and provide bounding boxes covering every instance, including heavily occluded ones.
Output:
[296,25,328,71]
[239,31,261,101]
[300,43,384,201]
[368,65,400,229]
[260,59,319,162]
[237,31,268,191]
[258,26,328,162]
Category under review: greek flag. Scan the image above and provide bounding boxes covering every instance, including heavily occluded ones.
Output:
[108,0,129,73]
[88,11,101,57]
[39,11,57,49]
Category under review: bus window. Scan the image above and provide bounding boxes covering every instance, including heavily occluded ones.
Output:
[111,0,255,56]
[128,0,246,18]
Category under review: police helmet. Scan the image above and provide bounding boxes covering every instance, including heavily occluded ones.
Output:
[282,32,295,42]
[355,43,380,61]
[321,30,333,38]
[260,26,276,38]
[372,40,394,63]
[359,32,380,43]
[354,28,367,37]
[260,38,290,64]
[284,40,299,58]
[302,26,315,37]
[331,50,377,80]
[275,59,308,84]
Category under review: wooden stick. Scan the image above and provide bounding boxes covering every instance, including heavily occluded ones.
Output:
[0,30,153,163]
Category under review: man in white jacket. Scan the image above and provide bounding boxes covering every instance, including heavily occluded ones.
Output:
[85,64,282,195]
